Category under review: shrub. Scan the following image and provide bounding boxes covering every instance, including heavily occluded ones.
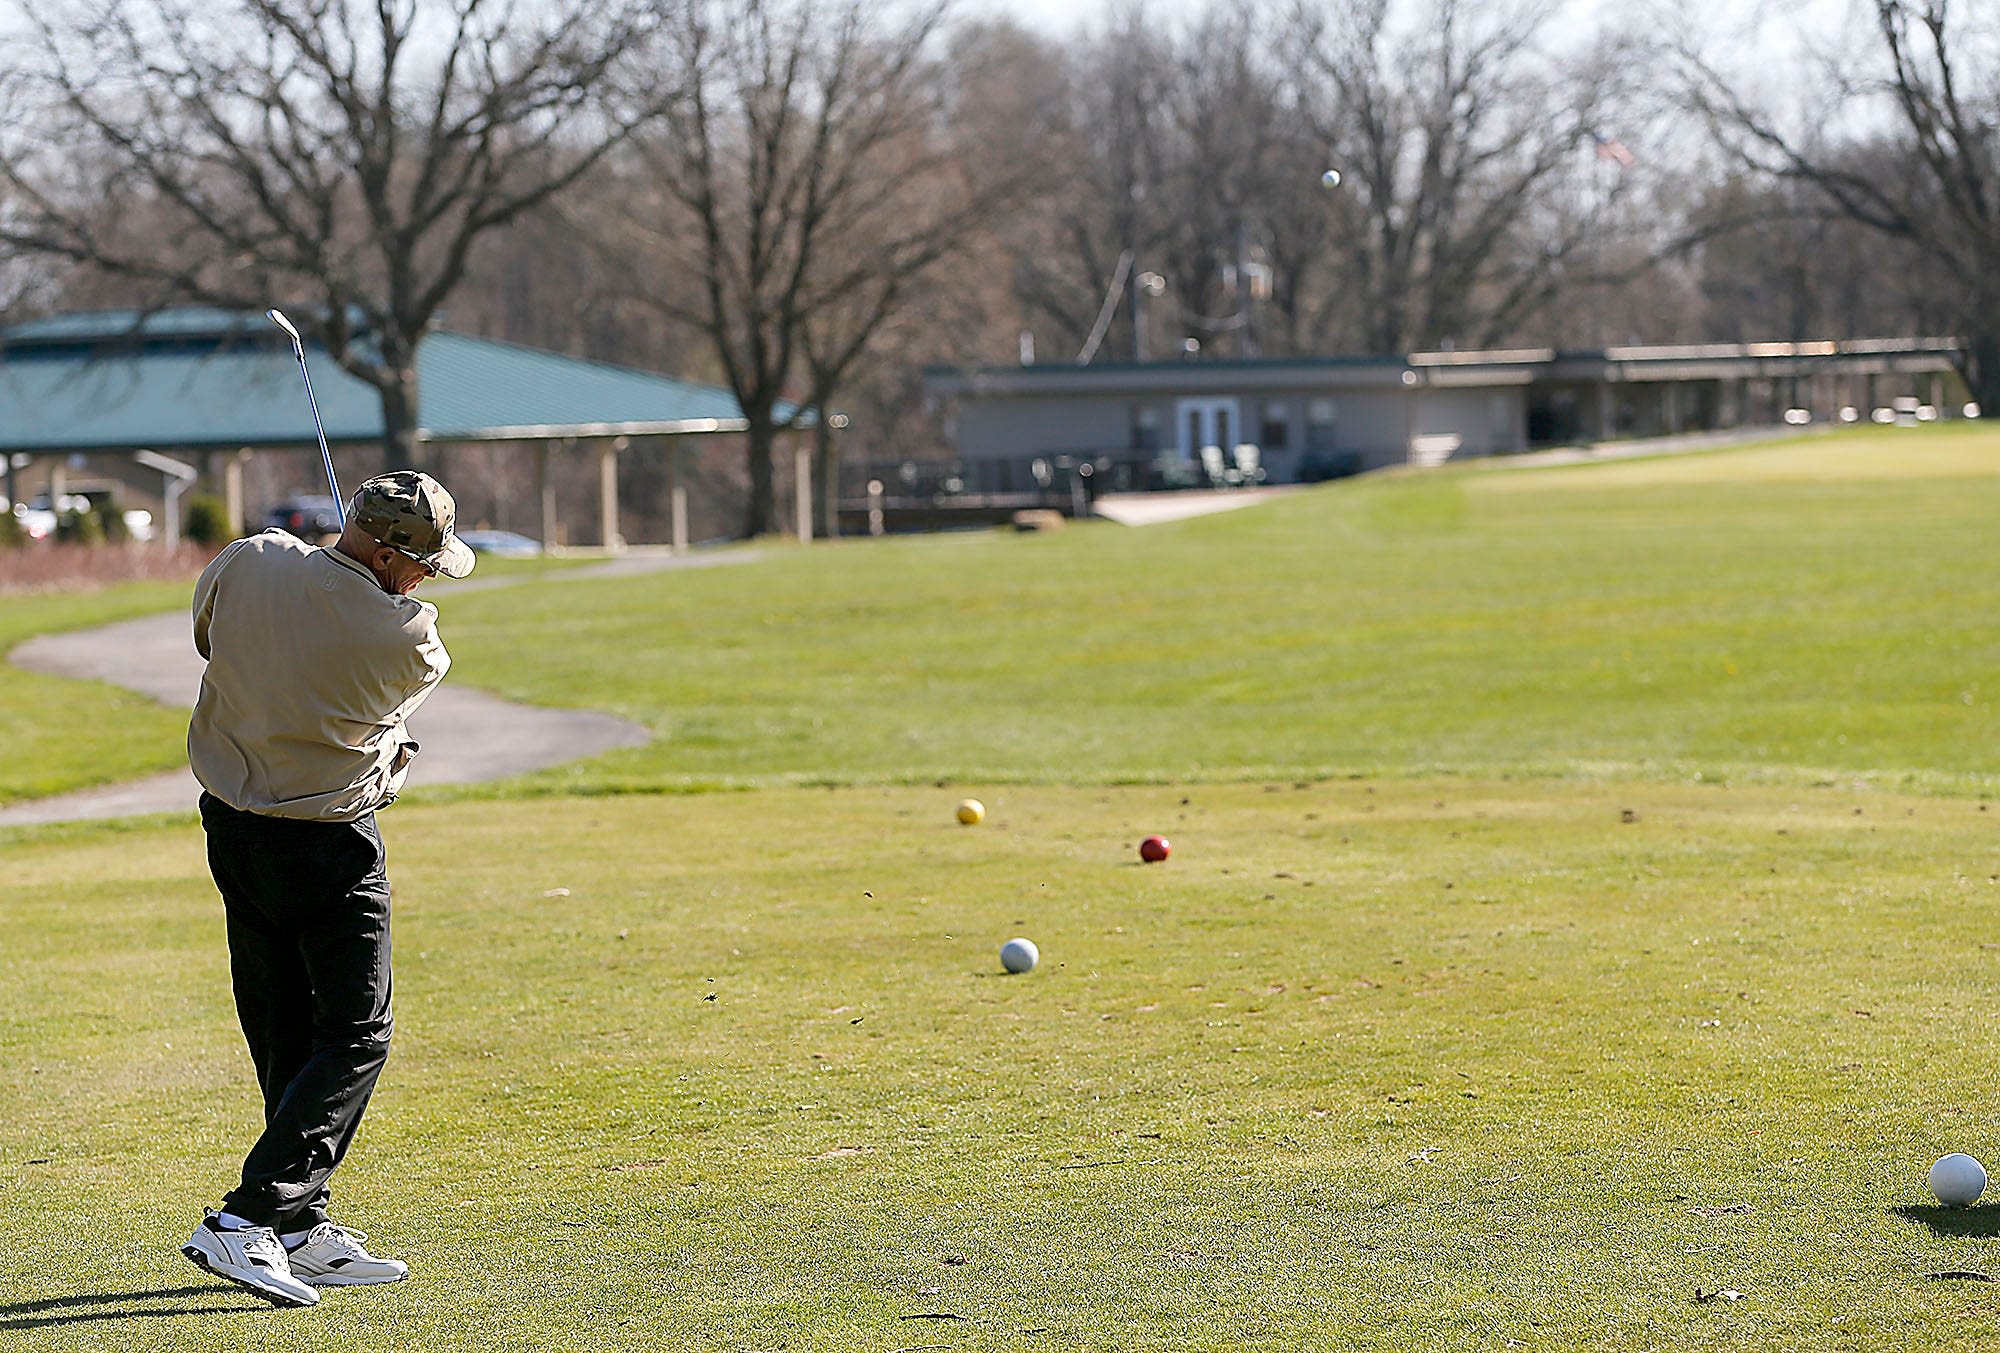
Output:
[1299,451,1364,483]
[183,494,233,547]
[97,504,130,544]
[55,506,105,546]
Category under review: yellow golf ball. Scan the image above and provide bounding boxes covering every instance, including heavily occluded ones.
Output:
[956,798,985,825]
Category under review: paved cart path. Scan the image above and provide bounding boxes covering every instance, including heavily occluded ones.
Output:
[1091,488,1295,526]
[0,549,757,826]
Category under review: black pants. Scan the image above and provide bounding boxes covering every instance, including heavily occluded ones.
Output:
[199,793,394,1234]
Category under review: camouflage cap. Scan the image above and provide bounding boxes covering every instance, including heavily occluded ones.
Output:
[350,471,476,579]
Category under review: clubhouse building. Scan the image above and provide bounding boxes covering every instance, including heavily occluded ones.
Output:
[922,338,1967,494]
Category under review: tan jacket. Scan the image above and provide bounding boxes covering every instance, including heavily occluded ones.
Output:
[187,531,450,821]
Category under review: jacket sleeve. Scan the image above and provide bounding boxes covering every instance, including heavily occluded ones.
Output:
[190,539,246,660]
[380,604,452,729]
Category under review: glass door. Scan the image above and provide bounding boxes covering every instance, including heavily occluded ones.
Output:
[1175,398,1241,464]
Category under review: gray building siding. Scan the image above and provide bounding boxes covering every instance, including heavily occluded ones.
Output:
[951,383,1529,486]
[925,339,1963,492]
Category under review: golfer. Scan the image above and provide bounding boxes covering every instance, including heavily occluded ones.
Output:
[179,471,474,1307]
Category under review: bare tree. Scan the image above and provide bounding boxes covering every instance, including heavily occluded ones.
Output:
[1294,0,1636,352]
[1005,1,1642,364]
[0,0,662,470]
[597,0,1043,538]
[1679,0,2000,406]
[1004,13,1173,363]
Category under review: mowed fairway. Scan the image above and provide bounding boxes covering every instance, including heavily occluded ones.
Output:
[433,425,2000,796]
[5,426,2000,1350]
[9,785,2000,1349]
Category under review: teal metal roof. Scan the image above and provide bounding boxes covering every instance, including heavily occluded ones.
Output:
[0,309,756,453]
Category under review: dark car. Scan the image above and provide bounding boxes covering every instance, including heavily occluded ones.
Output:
[264,496,343,542]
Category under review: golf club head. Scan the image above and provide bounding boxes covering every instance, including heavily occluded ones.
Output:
[266,308,304,355]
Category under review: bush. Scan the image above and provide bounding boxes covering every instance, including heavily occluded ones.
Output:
[183,494,233,547]
[55,506,105,546]
[1299,450,1364,483]
[96,504,130,544]
[0,509,22,549]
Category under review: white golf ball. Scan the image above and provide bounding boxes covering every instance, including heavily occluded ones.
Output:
[1321,168,1342,188]
[1000,937,1038,974]
[1930,1152,1987,1207]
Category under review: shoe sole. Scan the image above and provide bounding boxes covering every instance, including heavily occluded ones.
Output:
[299,1270,409,1287]
[180,1242,320,1308]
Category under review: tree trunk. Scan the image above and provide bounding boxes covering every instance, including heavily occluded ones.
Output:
[743,415,778,538]
[379,360,426,475]
[1959,330,2000,417]
[814,414,839,540]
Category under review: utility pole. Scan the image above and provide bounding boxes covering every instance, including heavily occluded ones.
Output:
[1128,182,1146,362]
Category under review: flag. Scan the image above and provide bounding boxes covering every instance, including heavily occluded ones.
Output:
[1592,130,1636,169]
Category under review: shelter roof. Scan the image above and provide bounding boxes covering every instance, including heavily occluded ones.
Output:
[0,309,756,453]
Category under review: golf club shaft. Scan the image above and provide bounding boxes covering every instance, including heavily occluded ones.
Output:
[266,309,345,528]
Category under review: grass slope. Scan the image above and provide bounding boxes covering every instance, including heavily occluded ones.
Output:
[433,424,2000,796]
[0,552,597,807]
[4,782,2000,1350]
[0,583,197,804]
[6,426,2000,1349]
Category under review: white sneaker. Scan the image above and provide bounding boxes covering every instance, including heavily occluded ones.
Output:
[181,1212,320,1307]
[284,1222,409,1287]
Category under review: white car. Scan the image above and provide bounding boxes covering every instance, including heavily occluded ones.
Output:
[8,500,56,541]
[457,529,542,558]
[5,496,151,542]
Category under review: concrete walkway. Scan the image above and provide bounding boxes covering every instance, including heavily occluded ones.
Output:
[0,548,758,827]
[1093,487,1293,526]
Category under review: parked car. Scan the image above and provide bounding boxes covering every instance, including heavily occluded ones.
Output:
[5,494,148,542]
[8,499,57,541]
[456,529,542,558]
[264,496,344,542]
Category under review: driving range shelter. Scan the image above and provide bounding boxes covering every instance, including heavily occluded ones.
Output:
[0,308,767,548]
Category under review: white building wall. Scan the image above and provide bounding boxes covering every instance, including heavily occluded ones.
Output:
[956,397,1132,462]
[950,381,1529,485]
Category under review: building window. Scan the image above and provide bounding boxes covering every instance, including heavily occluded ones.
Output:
[1132,404,1160,452]
[1260,400,1291,449]
[1306,398,1338,451]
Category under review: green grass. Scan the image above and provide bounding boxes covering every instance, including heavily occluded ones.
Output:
[0,550,593,807]
[0,582,198,803]
[8,425,2000,1348]
[434,423,2000,797]
[6,782,2000,1349]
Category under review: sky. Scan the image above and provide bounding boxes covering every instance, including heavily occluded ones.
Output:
[982,0,1856,54]
[977,0,1873,131]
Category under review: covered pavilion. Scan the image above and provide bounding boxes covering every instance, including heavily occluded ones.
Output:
[0,308,793,547]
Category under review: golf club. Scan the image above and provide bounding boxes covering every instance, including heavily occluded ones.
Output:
[266,308,345,529]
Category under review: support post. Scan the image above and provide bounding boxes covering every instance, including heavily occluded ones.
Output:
[224,449,249,535]
[538,440,559,550]
[794,440,813,542]
[598,437,625,552]
[816,412,842,541]
[670,439,689,554]
[135,449,198,548]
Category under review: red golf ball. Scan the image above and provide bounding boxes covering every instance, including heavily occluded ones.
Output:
[1139,834,1171,863]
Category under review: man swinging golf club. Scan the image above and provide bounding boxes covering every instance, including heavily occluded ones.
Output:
[180,470,474,1307]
